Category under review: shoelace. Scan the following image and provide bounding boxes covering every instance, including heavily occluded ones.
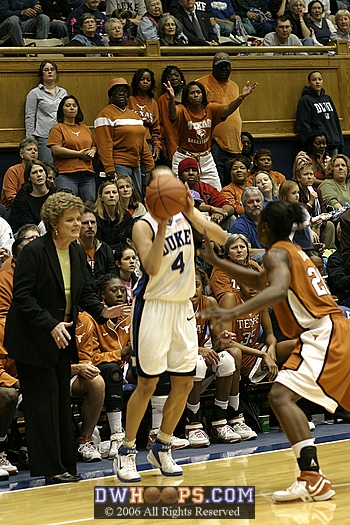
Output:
[189,429,208,439]
[121,453,138,472]
[0,453,12,466]
[218,425,235,438]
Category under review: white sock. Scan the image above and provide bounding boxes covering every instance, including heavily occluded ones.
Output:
[214,399,228,410]
[229,395,240,412]
[187,402,200,415]
[107,411,123,435]
[151,395,167,429]
[292,439,315,459]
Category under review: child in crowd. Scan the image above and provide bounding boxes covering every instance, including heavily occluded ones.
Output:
[112,9,133,40]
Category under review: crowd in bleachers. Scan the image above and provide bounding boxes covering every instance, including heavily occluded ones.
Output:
[1,0,350,51]
[1,28,350,485]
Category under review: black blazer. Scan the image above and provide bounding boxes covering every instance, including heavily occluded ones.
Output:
[5,233,105,367]
[169,5,218,45]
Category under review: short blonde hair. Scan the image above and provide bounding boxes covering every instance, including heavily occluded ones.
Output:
[41,192,84,232]
[253,170,278,198]
[105,17,123,34]
[335,9,350,27]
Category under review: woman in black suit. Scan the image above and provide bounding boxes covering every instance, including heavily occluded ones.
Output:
[4,192,130,484]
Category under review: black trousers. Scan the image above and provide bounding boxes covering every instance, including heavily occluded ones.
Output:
[16,350,76,477]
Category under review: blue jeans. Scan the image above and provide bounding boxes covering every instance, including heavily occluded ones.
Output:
[211,139,237,187]
[55,171,96,202]
[35,136,53,165]
[114,164,142,198]
[0,14,50,46]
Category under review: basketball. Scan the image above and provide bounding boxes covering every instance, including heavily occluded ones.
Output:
[146,175,187,220]
[161,486,178,504]
[144,486,161,504]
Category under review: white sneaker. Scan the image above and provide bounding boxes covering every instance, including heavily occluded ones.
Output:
[0,467,9,481]
[185,422,210,447]
[147,428,189,451]
[308,420,316,431]
[272,471,335,503]
[229,414,258,440]
[115,446,141,482]
[211,419,241,443]
[109,430,125,459]
[147,441,183,476]
[0,451,18,475]
[76,441,102,462]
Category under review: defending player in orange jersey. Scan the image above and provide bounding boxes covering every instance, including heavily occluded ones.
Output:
[201,200,350,503]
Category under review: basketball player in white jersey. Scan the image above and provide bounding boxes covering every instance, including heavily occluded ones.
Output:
[116,166,227,482]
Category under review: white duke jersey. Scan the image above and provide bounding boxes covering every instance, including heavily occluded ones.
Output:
[134,212,195,301]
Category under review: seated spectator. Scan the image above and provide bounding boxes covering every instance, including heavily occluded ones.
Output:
[285,0,314,43]
[9,160,52,234]
[232,0,274,37]
[70,337,104,463]
[116,175,147,218]
[105,16,135,47]
[230,186,265,257]
[263,15,308,54]
[327,223,350,306]
[210,233,261,304]
[319,154,350,210]
[241,131,254,169]
[307,0,337,45]
[209,0,252,37]
[185,267,244,447]
[94,181,133,251]
[66,0,107,39]
[279,180,316,251]
[170,0,219,46]
[0,0,50,46]
[293,130,331,185]
[78,275,132,459]
[106,0,146,24]
[114,244,139,304]
[69,13,109,56]
[177,157,235,230]
[295,162,336,249]
[330,9,350,42]
[250,148,286,187]
[219,271,296,427]
[78,207,116,281]
[45,163,59,189]
[157,12,188,45]
[253,170,279,206]
[136,0,163,42]
[0,138,38,212]
[112,9,133,40]
[221,156,251,216]
[40,0,70,38]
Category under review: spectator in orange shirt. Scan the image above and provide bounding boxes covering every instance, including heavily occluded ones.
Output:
[221,155,251,216]
[249,149,286,187]
[0,138,38,212]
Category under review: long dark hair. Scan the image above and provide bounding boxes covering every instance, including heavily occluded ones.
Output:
[181,81,208,108]
[57,95,84,124]
[38,60,58,83]
[131,68,156,98]
[24,160,48,193]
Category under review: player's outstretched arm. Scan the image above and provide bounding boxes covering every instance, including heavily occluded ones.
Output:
[132,217,168,275]
[183,191,227,245]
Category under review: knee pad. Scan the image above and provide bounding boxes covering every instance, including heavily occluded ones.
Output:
[214,350,236,377]
[153,372,171,396]
[193,354,207,381]
[98,363,123,412]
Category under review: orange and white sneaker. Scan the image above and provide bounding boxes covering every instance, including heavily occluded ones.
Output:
[272,471,335,503]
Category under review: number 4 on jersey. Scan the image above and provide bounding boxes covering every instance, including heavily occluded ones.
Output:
[171,252,185,274]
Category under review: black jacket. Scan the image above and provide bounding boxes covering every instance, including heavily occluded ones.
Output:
[5,233,105,367]
[295,86,344,148]
[169,4,218,45]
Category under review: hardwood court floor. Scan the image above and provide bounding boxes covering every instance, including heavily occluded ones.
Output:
[1,438,349,525]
